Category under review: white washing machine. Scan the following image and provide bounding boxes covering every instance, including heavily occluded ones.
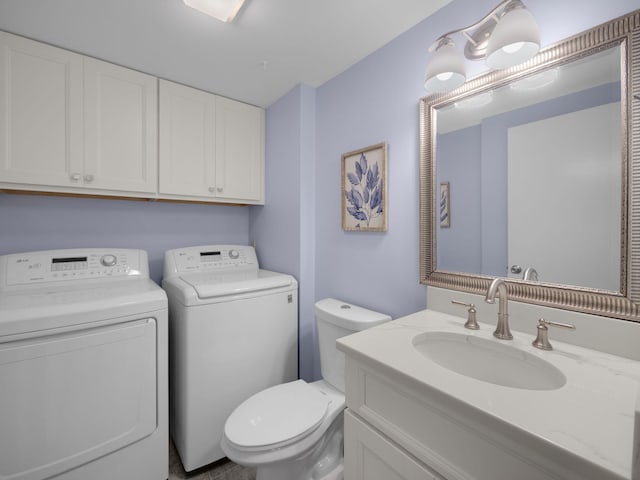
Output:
[0,248,168,480]
[162,245,298,472]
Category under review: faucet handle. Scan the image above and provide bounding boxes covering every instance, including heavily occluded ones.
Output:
[531,318,576,350]
[451,300,480,330]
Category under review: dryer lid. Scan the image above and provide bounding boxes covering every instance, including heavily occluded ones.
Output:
[224,380,329,449]
[0,279,166,338]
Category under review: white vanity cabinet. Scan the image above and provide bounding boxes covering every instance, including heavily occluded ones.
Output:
[339,310,640,480]
[342,357,556,480]
[0,31,158,195]
[159,79,264,204]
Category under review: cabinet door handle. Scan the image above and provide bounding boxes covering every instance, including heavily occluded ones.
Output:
[208,187,216,193]
[70,173,81,181]
[84,174,94,183]
[217,187,223,193]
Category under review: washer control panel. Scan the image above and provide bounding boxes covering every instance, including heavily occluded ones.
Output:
[164,245,258,276]
[1,249,145,287]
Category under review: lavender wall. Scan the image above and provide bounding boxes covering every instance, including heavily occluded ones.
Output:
[304,0,637,378]
[0,193,249,284]
[250,87,302,276]
[250,84,317,380]
[436,125,482,274]
[311,0,515,319]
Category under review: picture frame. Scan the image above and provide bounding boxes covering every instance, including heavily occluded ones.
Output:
[439,181,450,228]
[341,142,388,232]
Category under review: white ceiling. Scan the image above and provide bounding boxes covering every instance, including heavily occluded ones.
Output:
[0,0,453,108]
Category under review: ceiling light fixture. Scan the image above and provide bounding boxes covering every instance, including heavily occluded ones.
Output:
[424,0,540,93]
[183,0,247,23]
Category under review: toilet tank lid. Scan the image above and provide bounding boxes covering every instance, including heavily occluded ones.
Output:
[315,298,391,331]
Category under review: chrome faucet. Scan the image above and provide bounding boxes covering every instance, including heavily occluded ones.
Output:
[485,278,513,340]
[522,267,538,281]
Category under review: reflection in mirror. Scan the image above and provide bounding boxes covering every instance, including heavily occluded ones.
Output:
[420,9,640,322]
[435,47,622,292]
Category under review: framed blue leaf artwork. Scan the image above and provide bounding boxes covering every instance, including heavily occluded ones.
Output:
[341,142,388,232]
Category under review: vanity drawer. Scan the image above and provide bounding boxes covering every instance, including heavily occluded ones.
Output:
[345,409,445,480]
[344,357,598,480]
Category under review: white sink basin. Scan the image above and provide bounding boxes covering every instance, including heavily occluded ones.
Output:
[412,331,566,390]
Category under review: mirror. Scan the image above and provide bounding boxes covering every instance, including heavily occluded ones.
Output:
[436,47,622,292]
[420,10,640,321]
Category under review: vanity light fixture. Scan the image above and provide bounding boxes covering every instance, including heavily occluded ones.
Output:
[424,37,467,93]
[183,0,247,23]
[424,0,540,93]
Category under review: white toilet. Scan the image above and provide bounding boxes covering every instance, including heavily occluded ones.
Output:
[221,298,391,480]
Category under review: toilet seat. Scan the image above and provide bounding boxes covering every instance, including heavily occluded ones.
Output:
[224,380,329,451]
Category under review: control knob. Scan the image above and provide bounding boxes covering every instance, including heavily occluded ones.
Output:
[229,249,240,259]
[100,254,117,267]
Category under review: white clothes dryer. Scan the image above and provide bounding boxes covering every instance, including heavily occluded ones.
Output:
[0,248,168,480]
[162,245,298,472]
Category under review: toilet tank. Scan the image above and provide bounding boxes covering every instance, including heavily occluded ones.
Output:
[315,298,391,392]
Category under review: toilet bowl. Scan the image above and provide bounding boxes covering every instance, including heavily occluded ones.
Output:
[221,298,390,480]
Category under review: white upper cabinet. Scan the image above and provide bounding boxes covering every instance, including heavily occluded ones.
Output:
[159,80,264,204]
[0,31,264,204]
[0,31,158,195]
[215,96,264,202]
[159,79,216,198]
[0,31,83,187]
[83,58,158,193]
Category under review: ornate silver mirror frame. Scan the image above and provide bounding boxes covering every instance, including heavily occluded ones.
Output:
[420,10,640,322]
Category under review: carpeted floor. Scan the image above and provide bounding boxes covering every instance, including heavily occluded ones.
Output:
[169,440,256,480]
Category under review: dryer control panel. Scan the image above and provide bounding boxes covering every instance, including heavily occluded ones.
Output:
[0,249,147,287]
[163,245,258,278]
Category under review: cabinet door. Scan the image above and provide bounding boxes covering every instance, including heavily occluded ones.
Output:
[0,31,83,187]
[158,80,216,197]
[345,410,446,480]
[215,96,264,202]
[84,58,158,193]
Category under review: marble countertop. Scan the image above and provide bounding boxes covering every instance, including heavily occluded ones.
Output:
[337,309,640,480]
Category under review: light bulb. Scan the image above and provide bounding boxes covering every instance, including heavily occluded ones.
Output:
[502,42,525,54]
[436,72,454,81]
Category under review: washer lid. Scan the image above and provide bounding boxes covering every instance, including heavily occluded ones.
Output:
[224,380,329,449]
[181,270,295,299]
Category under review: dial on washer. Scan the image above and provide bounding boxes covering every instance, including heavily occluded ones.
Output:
[101,254,117,267]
